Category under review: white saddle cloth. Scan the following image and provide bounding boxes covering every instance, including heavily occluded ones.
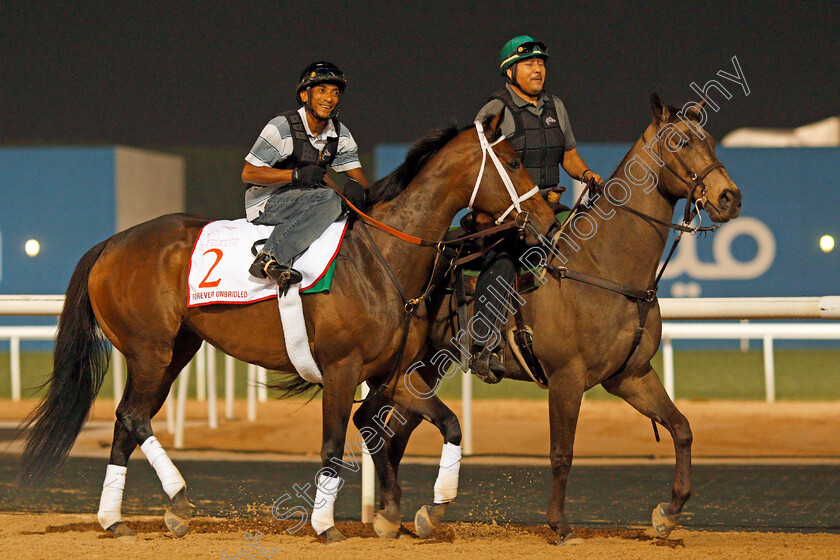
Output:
[187,217,347,307]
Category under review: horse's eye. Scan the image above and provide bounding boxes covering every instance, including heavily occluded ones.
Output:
[507,160,521,170]
[679,138,690,149]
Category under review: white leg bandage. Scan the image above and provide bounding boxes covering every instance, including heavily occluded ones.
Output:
[140,436,186,499]
[433,442,462,504]
[311,474,341,535]
[97,464,127,530]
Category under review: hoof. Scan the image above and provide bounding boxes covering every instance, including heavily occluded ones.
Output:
[106,522,135,538]
[414,503,448,539]
[165,487,192,538]
[373,511,401,539]
[164,508,190,537]
[652,502,680,538]
[557,531,584,546]
[324,526,346,543]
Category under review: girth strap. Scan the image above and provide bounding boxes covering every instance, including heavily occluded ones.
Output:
[611,298,656,378]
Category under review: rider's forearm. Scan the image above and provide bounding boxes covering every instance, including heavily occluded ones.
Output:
[342,167,369,188]
[561,148,592,181]
[241,162,294,186]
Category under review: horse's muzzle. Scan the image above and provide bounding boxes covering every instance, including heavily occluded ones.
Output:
[713,188,742,220]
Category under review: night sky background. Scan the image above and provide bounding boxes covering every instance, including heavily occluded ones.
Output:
[2,1,838,216]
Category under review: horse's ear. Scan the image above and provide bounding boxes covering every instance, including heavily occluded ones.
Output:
[482,109,505,143]
[650,92,670,122]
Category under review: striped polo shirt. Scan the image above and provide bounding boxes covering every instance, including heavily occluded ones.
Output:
[244,107,361,220]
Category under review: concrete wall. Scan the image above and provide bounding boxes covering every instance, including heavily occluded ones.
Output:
[115,146,185,231]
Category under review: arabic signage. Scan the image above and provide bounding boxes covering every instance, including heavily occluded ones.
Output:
[375,144,840,298]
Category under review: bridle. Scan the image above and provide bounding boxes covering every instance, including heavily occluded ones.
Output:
[533,117,732,302]
[345,121,545,404]
[523,118,733,383]
[640,120,726,229]
[469,120,540,224]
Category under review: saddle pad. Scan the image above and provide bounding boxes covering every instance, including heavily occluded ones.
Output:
[188,217,348,307]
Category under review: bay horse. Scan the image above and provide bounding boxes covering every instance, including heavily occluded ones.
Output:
[18,112,557,541]
[355,94,742,544]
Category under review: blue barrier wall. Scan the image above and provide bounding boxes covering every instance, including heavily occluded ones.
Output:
[0,148,117,334]
[374,144,840,299]
[0,148,116,296]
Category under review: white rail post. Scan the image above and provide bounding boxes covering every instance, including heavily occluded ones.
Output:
[10,336,21,402]
[196,341,206,401]
[663,336,675,400]
[206,344,218,429]
[462,366,473,456]
[174,361,191,449]
[247,363,257,421]
[225,354,235,420]
[740,319,750,352]
[763,334,776,403]
[360,384,375,524]
[112,347,124,409]
[257,366,268,403]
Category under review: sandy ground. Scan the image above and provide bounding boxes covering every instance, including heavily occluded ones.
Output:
[4,398,840,558]
[2,513,839,560]
[5,397,839,459]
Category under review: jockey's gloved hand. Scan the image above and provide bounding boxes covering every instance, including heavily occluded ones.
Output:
[342,179,367,212]
[293,165,326,186]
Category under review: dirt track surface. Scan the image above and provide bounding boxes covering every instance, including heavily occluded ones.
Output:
[3,514,840,560]
[4,399,840,558]
[4,398,837,459]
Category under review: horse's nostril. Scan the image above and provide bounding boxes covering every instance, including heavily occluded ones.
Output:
[719,190,733,210]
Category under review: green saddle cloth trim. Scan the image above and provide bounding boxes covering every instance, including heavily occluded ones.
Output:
[300,259,337,294]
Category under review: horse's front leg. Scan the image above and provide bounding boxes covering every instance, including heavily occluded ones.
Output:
[352,388,409,538]
[314,359,360,543]
[602,363,692,538]
[546,368,585,545]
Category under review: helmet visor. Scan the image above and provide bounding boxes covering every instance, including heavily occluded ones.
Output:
[516,41,548,56]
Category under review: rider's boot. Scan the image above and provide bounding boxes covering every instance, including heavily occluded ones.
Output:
[249,252,302,289]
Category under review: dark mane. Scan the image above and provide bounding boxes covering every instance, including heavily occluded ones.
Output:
[367,125,464,204]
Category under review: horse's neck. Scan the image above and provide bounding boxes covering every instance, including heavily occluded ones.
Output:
[363,163,467,297]
[574,129,678,289]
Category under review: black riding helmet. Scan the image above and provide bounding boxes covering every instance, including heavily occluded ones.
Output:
[295,61,347,120]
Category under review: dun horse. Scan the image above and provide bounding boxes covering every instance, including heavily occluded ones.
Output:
[18,112,557,541]
[357,95,742,544]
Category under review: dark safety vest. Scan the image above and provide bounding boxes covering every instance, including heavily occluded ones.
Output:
[273,110,341,171]
[489,89,565,189]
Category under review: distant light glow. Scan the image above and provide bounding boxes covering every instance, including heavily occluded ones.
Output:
[25,239,40,257]
[820,235,835,253]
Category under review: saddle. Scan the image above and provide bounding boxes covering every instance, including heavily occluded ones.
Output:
[444,206,570,389]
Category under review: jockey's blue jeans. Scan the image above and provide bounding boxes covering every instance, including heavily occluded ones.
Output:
[251,185,343,267]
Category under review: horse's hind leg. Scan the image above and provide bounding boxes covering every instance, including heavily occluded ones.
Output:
[98,328,202,537]
[390,362,462,539]
[602,364,692,538]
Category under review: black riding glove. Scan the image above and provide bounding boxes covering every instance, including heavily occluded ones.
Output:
[342,178,367,212]
[292,165,326,186]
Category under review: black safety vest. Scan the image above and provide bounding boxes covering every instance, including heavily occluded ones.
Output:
[273,110,341,171]
[489,89,565,189]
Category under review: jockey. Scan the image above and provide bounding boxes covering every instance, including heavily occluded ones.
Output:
[242,61,368,286]
[470,36,603,382]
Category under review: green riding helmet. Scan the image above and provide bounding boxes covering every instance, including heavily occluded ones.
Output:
[499,35,549,76]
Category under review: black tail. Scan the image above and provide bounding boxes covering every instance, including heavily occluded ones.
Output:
[267,371,321,402]
[18,240,111,487]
